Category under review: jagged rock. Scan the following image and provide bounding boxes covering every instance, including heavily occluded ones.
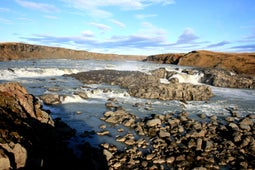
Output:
[146,118,162,127]
[97,130,110,136]
[0,82,107,170]
[103,149,113,161]
[73,91,88,99]
[159,130,170,138]
[0,143,27,169]
[0,149,11,170]
[201,69,255,88]
[99,107,255,169]
[68,69,213,101]
[39,93,61,105]
[0,82,54,125]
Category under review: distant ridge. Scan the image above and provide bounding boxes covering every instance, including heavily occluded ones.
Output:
[0,42,146,61]
[145,50,255,75]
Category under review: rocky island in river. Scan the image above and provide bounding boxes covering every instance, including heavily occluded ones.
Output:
[0,42,255,169]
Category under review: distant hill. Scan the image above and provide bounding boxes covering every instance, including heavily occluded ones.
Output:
[145,50,255,75]
[0,42,146,61]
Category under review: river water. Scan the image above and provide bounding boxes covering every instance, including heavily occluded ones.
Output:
[0,59,254,148]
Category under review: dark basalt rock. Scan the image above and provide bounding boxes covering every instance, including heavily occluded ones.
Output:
[68,68,213,101]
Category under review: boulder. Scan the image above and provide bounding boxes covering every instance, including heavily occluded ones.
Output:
[0,149,11,170]
[73,91,88,99]
[146,118,162,127]
[0,143,27,169]
[39,93,61,105]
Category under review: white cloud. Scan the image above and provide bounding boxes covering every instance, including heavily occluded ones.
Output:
[44,15,58,20]
[109,19,126,28]
[0,7,11,12]
[81,30,95,37]
[61,0,175,17]
[176,28,199,44]
[135,14,157,19]
[89,22,112,31]
[207,41,230,48]
[15,0,59,13]
[0,17,12,24]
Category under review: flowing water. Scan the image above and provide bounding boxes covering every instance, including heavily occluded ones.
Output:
[0,59,254,148]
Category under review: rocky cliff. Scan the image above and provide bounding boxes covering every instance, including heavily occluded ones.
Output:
[0,42,146,61]
[145,50,255,76]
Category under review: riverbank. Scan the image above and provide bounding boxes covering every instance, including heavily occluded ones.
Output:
[145,50,255,76]
[0,42,146,61]
[1,82,254,169]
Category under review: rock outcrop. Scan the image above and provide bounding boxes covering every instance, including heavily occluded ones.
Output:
[200,68,255,88]
[0,82,108,169]
[0,42,145,61]
[68,69,213,101]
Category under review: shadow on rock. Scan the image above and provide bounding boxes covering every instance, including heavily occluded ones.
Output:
[0,82,108,170]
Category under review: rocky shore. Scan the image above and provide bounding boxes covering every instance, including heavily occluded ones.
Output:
[0,82,108,170]
[0,81,254,169]
[98,103,255,169]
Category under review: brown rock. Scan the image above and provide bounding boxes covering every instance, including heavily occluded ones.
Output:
[146,118,162,127]
[0,142,27,169]
[73,91,88,99]
[0,149,11,170]
[39,93,61,105]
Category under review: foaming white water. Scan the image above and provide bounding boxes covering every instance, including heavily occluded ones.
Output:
[85,88,130,100]
[61,95,85,104]
[170,72,203,84]
[0,68,79,80]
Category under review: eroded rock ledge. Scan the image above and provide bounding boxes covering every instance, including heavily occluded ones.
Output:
[68,69,213,101]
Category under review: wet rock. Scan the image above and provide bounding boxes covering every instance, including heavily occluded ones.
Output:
[99,124,107,129]
[146,154,155,161]
[228,122,240,131]
[97,130,110,136]
[159,130,170,138]
[204,140,214,152]
[196,138,203,151]
[69,69,214,101]
[39,93,61,105]
[201,68,255,88]
[146,118,162,127]
[47,87,61,92]
[153,158,165,164]
[199,113,207,119]
[103,149,113,161]
[73,91,88,99]
[166,156,175,164]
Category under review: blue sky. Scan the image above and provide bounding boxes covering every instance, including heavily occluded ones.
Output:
[0,0,255,55]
